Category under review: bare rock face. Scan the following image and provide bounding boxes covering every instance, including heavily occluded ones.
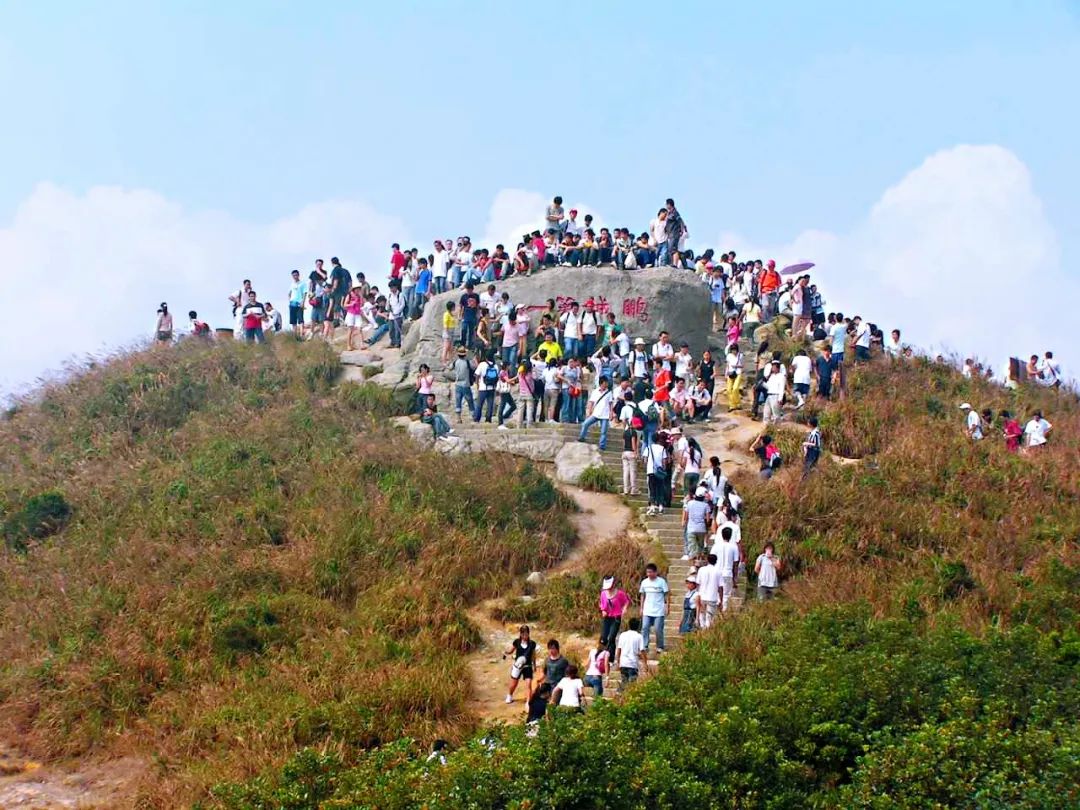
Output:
[402,266,710,374]
[339,350,382,366]
[554,442,603,485]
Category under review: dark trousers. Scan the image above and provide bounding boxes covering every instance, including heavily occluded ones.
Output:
[462,318,477,350]
[600,616,621,658]
[474,389,495,422]
[648,473,666,507]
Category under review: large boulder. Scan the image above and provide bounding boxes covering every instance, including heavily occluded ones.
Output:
[468,433,566,462]
[554,442,603,485]
[340,350,382,367]
[402,266,710,374]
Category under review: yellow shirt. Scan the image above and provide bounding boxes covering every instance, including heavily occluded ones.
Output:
[443,311,457,331]
[539,340,563,360]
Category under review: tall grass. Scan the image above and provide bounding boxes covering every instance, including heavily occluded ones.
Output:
[0,340,575,805]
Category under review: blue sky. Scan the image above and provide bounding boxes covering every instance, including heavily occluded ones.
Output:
[1,1,1078,391]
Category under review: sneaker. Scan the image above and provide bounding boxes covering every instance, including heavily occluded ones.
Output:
[658,506,664,514]
[504,695,513,704]
[630,490,640,496]
[646,506,656,516]
[497,424,509,431]
[680,555,690,561]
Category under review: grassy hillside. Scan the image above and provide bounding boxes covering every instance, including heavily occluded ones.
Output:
[210,356,1080,809]
[0,340,575,805]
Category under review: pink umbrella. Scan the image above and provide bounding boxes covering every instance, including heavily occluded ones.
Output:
[781,261,815,276]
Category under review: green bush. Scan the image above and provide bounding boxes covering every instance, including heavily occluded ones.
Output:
[577,464,616,492]
[3,491,72,552]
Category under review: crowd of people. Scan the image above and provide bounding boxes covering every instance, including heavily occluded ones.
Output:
[149,193,1065,722]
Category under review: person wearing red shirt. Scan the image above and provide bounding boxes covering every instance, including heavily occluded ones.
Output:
[653,364,673,419]
[389,243,407,280]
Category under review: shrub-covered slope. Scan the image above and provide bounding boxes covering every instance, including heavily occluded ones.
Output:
[212,356,1080,809]
[0,341,575,804]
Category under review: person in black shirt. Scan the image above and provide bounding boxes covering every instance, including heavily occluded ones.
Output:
[503,625,536,704]
[698,349,716,397]
[459,282,481,350]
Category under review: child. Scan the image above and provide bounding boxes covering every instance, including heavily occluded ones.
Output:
[442,301,458,366]
[584,638,610,699]
[680,574,701,634]
[526,683,552,725]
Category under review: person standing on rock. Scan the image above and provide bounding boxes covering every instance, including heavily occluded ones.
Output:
[441,302,458,366]
[473,352,499,423]
[664,198,688,259]
[802,416,822,476]
[639,563,670,654]
[155,303,174,343]
[578,376,614,450]
[560,301,584,360]
[343,284,365,351]
[459,282,480,350]
[558,357,584,424]
[814,344,834,401]
[599,575,631,657]
[504,625,537,704]
[679,574,701,634]
[546,196,566,236]
[451,346,476,423]
[288,269,306,336]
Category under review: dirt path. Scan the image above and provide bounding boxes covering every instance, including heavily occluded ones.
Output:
[0,745,143,809]
[464,487,631,724]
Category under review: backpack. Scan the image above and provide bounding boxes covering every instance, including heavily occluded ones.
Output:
[630,406,646,431]
[644,402,661,424]
[483,364,499,387]
[768,447,783,470]
[193,320,210,336]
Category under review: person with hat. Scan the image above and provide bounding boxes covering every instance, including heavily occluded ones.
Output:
[598,575,631,658]
[343,283,366,350]
[451,345,475,423]
[959,403,983,440]
[759,260,781,323]
[679,573,701,635]
[565,208,583,238]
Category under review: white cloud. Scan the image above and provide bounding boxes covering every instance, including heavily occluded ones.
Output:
[0,183,408,396]
[720,145,1077,373]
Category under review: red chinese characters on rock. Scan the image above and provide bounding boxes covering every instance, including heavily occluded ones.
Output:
[622,297,650,323]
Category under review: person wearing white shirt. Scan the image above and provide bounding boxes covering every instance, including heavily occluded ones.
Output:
[578,378,615,450]
[674,344,693,381]
[853,316,872,361]
[790,349,813,409]
[431,241,450,294]
[552,666,586,710]
[649,210,668,266]
[630,339,650,380]
[1038,352,1061,388]
[695,554,721,628]
[644,440,669,516]
[565,209,584,238]
[763,360,787,423]
[960,403,983,440]
[615,619,646,691]
[478,286,498,315]
[1023,411,1053,448]
[713,525,741,611]
[885,329,903,359]
[755,542,782,600]
[702,459,727,502]
[651,332,675,371]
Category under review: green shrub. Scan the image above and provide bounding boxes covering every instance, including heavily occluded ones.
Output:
[577,464,615,492]
[3,491,72,551]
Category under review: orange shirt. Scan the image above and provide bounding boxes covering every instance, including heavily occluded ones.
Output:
[653,369,672,402]
[760,269,781,294]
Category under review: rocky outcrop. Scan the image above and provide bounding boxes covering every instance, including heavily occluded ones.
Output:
[401,266,710,378]
[554,442,603,485]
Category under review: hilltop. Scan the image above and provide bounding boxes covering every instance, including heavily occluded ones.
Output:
[0,310,1077,807]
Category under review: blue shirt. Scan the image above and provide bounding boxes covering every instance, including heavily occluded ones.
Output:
[416,269,432,295]
[709,278,726,304]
